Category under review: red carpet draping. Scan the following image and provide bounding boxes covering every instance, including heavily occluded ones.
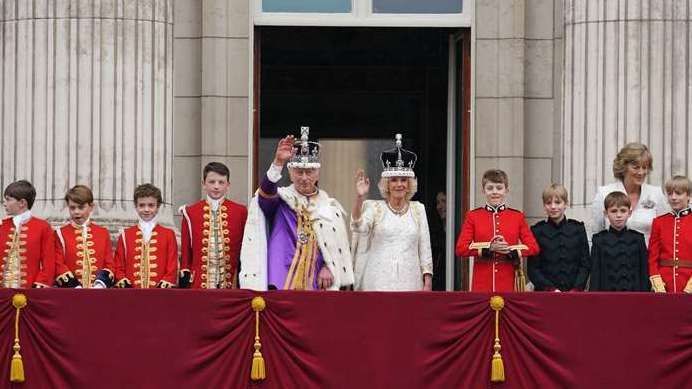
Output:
[0,289,691,388]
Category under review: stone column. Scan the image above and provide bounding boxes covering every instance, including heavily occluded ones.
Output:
[474,0,564,224]
[563,0,692,223]
[0,0,174,230]
[200,0,249,203]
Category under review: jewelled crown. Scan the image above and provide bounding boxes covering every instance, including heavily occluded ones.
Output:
[380,133,417,178]
[287,126,321,169]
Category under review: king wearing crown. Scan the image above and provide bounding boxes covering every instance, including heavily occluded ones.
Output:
[239,127,355,290]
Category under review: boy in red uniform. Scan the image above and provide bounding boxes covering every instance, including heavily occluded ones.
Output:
[649,175,692,293]
[178,162,247,289]
[54,185,115,288]
[114,184,178,288]
[0,180,55,288]
[455,169,539,292]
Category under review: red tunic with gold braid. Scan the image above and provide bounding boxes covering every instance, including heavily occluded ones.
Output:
[648,207,692,293]
[114,224,178,288]
[54,222,115,287]
[0,216,56,288]
[180,199,248,289]
[455,205,540,292]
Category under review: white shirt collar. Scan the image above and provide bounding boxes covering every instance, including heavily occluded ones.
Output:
[12,210,32,229]
[71,218,91,231]
[206,195,222,212]
[138,217,158,242]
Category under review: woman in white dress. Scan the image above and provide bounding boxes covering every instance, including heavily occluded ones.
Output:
[350,134,433,291]
[592,142,670,244]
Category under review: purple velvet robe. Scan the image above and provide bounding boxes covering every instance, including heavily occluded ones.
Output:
[258,176,324,289]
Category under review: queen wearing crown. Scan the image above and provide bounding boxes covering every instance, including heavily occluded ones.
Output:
[239,127,354,291]
[350,134,433,291]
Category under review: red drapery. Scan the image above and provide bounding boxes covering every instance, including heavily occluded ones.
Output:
[0,289,690,388]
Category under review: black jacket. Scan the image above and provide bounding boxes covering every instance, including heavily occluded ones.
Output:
[528,218,590,291]
[590,227,649,291]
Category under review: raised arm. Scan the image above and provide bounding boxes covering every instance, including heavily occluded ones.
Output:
[351,169,370,227]
[258,136,295,217]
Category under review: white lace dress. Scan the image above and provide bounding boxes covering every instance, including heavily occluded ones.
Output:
[351,200,433,291]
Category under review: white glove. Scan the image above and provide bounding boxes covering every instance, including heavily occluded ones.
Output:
[92,280,107,289]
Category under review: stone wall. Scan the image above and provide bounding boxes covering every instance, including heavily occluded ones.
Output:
[474,0,564,224]
[0,0,174,229]
[563,0,692,228]
[173,0,251,218]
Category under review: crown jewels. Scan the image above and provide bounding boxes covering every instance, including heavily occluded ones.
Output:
[380,133,417,178]
[287,126,321,169]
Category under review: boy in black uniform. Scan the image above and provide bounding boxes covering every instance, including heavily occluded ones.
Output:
[590,191,649,291]
[528,184,590,292]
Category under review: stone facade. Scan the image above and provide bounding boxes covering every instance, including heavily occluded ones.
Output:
[563,0,692,227]
[0,0,174,230]
[2,0,691,236]
[474,0,564,224]
[173,0,250,213]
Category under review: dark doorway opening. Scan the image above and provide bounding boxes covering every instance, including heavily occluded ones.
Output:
[255,26,467,290]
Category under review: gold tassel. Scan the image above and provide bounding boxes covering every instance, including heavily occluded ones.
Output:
[490,295,505,383]
[250,296,266,381]
[10,294,27,383]
[509,244,528,292]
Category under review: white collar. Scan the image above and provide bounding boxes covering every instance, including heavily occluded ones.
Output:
[206,195,223,212]
[12,210,32,229]
[138,217,158,242]
[70,218,91,231]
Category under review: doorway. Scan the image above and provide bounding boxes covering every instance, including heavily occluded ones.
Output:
[253,26,471,290]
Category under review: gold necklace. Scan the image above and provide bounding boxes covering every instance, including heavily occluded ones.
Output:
[386,201,409,216]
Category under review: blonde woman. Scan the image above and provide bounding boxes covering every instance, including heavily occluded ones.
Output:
[350,134,433,291]
[591,143,669,244]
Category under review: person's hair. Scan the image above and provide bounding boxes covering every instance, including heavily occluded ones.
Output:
[203,162,230,181]
[612,143,653,180]
[133,183,163,206]
[604,191,631,210]
[542,183,569,204]
[64,185,94,205]
[664,175,691,195]
[4,180,36,209]
[378,177,418,201]
[481,169,509,188]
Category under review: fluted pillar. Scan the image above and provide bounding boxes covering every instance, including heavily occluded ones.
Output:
[0,0,174,229]
[563,0,692,221]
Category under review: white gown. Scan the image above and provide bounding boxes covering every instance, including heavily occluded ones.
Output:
[351,200,433,291]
